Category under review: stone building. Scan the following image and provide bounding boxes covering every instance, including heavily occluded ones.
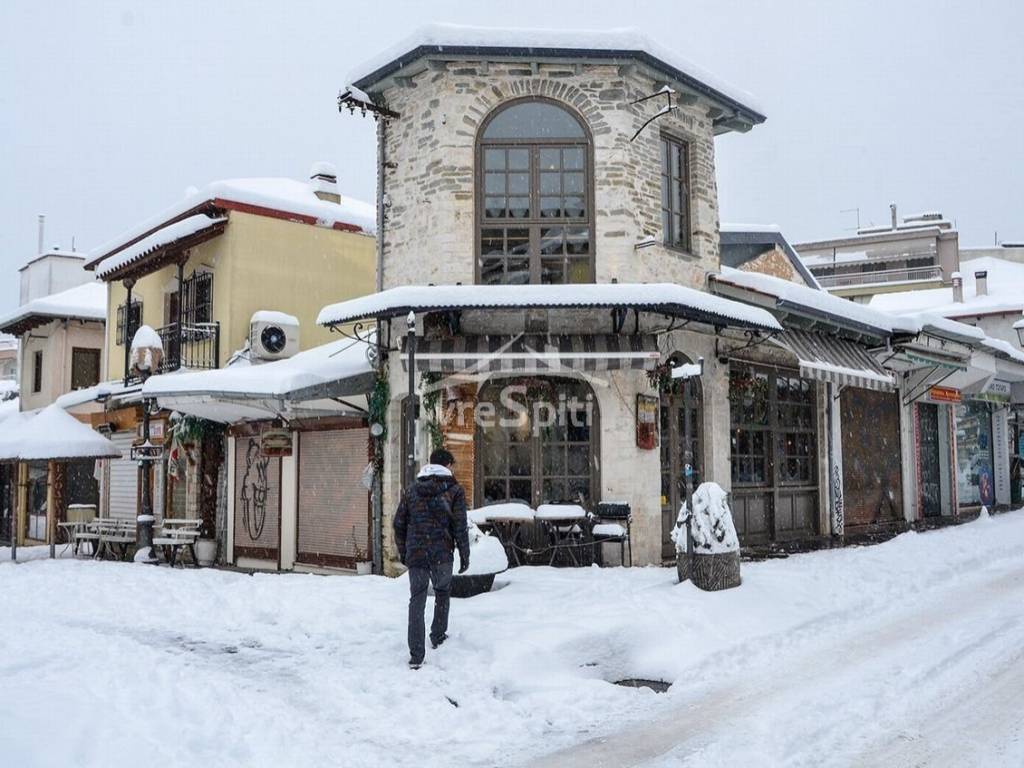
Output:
[320,26,781,570]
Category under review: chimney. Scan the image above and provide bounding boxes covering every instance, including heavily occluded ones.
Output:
[975,270,988,297]
[37,214,45,254]
[890,202,898,230]
[952,271,964,303]
[309,161,340,204]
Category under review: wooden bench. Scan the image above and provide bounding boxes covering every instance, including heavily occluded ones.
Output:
[95,519,137,561]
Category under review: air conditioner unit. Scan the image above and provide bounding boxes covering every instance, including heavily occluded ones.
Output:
[249,311,299,362]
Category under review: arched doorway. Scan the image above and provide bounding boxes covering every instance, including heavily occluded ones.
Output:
[660,354,703,561]
[476,376,599,508]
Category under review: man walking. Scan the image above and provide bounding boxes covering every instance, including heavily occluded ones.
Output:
[394,449,470,668]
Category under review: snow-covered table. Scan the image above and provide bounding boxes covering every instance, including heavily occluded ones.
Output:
[475,503,536,567]
[535,504,592,566]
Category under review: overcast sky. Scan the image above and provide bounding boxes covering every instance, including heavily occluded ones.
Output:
[1,0,1021,312]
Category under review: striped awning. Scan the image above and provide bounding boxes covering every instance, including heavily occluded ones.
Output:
[400,334,660,374]
[770,330,895,391]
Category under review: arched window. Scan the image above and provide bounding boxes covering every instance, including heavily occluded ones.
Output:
[477,99,593,285]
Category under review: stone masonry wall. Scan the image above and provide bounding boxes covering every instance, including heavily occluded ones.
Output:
[377,61,722,291]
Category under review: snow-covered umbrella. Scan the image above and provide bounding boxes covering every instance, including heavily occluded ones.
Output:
[0,405,121,560]
[0,404,121,463]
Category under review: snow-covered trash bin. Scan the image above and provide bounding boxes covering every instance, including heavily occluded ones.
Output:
[451,522,509,598]
[673,482,741,591]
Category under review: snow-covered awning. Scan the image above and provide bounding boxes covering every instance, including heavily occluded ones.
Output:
[0,405,121,463]
[400,334,660,374]
[317,283,782,333]
[142,337,376,423]
[710,267,894,339]
[0,282,107,336]
[770,331,895,392]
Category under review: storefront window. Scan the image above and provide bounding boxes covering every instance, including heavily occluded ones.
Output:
[478,377,596,507]
[955,400,995,507]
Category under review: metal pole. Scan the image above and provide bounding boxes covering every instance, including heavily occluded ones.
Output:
[405,311,417,490]
[122,280,134,386]
[371,318,384,576]
[682,384,695,581]
[137,393,156,560]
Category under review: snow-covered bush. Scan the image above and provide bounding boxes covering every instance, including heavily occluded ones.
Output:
[453,523,508,576]
[673,482,739,555]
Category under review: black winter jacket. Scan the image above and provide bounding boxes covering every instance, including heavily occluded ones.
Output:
[393,470,470,569]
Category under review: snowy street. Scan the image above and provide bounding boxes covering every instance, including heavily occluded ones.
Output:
[2,512,1023,767]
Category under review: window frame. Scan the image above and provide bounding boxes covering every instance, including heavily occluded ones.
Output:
[475,97,596,285]
[70,347,102,391]
[32,350,43,394]
[116,299,144,346]
[659,133,693,254]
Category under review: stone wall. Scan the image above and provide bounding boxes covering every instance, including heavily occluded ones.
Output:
[377,61,722,291]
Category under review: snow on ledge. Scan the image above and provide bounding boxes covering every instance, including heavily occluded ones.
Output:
[317,283,782,332]
[96,215,226,278]
[0,281,107,331]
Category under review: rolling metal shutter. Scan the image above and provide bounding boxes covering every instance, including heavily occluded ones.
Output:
[233,436,280,560]
[107,432,138,522]
[297,428,370,569]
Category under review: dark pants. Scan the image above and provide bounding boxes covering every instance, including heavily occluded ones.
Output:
[407,559,453,663]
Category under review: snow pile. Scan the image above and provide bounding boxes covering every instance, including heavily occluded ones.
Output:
[468,501,534,524]
[3,513,1024,765]
[0,404,121,461]
[453,523,509,576]
[0,396,19,422]
[130,325,163,373]
[673,482,739,554]
[250,310,299,327]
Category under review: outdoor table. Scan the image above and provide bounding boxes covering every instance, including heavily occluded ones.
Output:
[535,504,592,566]
[473,503,535,567]
[56,521,84,557]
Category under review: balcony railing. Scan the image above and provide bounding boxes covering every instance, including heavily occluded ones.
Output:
[816,265,943,290]
[125,321,220,384]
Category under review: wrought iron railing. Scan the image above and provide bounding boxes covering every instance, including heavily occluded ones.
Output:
[125,321,220,384]
[158,321,220,373]
[816,265,942,289]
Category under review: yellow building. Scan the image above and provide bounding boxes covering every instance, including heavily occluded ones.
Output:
[82,164,375,529]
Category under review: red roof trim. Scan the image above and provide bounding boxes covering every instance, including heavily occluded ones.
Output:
[213,198,364,233]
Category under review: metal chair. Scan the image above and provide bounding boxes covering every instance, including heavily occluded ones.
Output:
[592,502,632,567]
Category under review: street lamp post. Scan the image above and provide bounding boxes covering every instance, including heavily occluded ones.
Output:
[405,311,418,490]
[130,326,163,563]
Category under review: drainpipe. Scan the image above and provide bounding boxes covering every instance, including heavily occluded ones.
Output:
[122,279,135,385]
[371,115,387,574]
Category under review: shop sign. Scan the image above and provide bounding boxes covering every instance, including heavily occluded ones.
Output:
[993,409,1010,505]
[261,428,293,458]
[636,394,658,450]
[137,421,165,440]
[928,386,961,403]
[973,379,1012,405]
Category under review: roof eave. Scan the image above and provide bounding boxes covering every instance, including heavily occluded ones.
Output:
[354,44,765,127]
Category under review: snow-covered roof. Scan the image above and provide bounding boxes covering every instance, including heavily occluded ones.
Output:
[143,336,376,405]
[719,223,781,234]
[54,379,142,410]
[348,23,765,122]
[95,215,227,279]
[316,283,782,332]
[711,267,894,335]
[0,405,121,462]
[0,396,19,424]
[869,257,1024,319]
[86,176,375,273]
[0,281,107,335]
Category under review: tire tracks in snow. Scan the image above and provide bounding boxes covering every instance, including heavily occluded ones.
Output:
[524,563,1024,768]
